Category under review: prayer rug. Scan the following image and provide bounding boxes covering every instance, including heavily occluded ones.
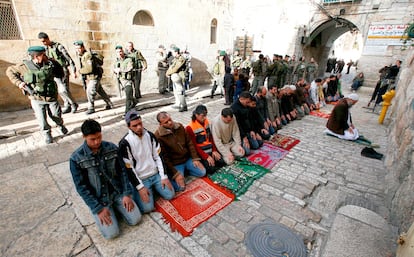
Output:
[155,177,234,237]
[268,134,301,151]
[247,142,289,170]
[209,158,270,198]
[309,110,330,119]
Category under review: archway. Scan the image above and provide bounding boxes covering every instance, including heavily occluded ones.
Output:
[303,18,362,76]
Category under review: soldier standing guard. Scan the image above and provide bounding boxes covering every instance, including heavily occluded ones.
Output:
[155,45,169,94]
[38,32,78,114]
[113,46,136,114]
[6,46,69,144]
[73,40,113,114]
[166,46,188,112]
[125,42,147,100]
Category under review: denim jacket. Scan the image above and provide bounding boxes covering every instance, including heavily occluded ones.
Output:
[69,141,133,214]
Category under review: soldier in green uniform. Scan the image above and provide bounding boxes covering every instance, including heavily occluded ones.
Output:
[155,45,169,94]
[293,56,307,83]
[113,46,136,114]
[267,54,280,89]
[38,32,78,114]
[166,47,188,112]
[73,40,113,114]
[287,55,297,85]
[305,57,318,83]
[251,54,267,95]
[125,42,147,100]
[231,49,242,71]
[6,46,68,144]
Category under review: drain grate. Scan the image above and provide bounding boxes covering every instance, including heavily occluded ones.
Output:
[245,222,307,257]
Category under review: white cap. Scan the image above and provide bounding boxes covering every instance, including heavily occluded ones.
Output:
[346,93,359,101]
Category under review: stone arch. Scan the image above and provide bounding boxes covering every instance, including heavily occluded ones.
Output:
[302,17,359,76]
[210,18,217,44]
[132,10,154,26]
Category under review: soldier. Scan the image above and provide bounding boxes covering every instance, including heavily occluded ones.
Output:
[287,54,297,85]
[250,54,267,95]
[155,45,169,94]
[293,56,307,83]
[6,46,68,144]
[306,57,318,83]
[231,49,242,71]
[241,55,252,77]
[211,50,226,98]
[73,40,113,114]
[38,32,78,114]
[267,54,280,88]
[166,46,188,112]
[125,42,147,100]
[113,46,136,114]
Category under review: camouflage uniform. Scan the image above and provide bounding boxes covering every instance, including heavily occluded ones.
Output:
[166,51,187,111]
[6,53,67,143]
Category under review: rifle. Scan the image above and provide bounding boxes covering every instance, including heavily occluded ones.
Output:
[22,84,35,96]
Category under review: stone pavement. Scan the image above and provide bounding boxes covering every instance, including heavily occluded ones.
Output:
[0,78,397,257]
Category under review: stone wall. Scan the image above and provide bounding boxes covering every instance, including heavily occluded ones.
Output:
[384,48,414,232]
[0,0,234,111]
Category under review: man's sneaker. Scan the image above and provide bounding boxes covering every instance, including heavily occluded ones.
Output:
[45,134,53,144]
[60,126,69,135]
[105,104,113,110]
[86,109,95,115]
[62,106,71,114]
[71,103,78,113]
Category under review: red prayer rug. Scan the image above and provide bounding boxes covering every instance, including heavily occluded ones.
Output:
[268,134,300,151]
[155,177,234,236]
[247,142,289,169]
[309,110,331,119]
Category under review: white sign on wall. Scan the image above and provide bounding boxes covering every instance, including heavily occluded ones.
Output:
[363,24,409,55]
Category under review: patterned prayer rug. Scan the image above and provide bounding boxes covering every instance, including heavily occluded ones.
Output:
[268,134,301,151]
[155,177,234,237]
[209,158,270,198]
[247,142,289,170]
[309,110,331,119]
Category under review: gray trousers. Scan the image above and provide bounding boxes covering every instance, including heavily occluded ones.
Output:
[86,79,112,110]
[158,69,168,93]
[119,79,135,114]
[30,99,63,137]
[171,73,186,108]
[55,68,76,107]
[250,75,264,95]
[133,69,143,99]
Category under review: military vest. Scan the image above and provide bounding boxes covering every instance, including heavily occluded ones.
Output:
[23,60,57,97]
[115,58,133,80]
[48,43,67,67]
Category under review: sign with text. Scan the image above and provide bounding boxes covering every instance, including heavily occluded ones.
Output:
[363,24,409,55]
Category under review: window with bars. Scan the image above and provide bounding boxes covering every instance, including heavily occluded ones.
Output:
[0,0,22,40]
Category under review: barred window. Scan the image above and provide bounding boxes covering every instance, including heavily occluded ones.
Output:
[210,19,217,44]
[132,10,154,26]
[0,0,22,40]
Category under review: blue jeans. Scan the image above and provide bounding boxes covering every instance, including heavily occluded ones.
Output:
[92,194,142,240]
[132,174,175,213]
[171,158,206,191]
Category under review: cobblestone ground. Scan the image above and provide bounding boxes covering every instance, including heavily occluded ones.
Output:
[0,79,394,256]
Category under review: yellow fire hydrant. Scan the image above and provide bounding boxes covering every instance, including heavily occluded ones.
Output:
[378,89,395,124]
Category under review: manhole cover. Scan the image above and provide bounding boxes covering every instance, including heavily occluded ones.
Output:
[245,222,307,257]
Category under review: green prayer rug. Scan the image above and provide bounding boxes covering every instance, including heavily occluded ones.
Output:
[208,158,270,198]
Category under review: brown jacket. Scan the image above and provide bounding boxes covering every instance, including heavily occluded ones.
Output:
[326,98,351,135]
[154,122,200,178]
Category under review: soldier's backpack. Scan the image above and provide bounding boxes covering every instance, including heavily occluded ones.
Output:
[91,51,104,66]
